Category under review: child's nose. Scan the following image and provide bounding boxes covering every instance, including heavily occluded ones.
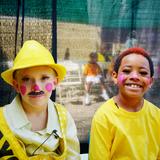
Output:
[31,84,40,91]
[130,72,139,79]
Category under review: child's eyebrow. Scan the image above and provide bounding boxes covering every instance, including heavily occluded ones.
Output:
[120,65,132,68]
[20,74,30,77]
[21,75,30,78]
[139,66,150,70]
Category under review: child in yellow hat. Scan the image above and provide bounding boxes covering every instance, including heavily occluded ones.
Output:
[89,47,160,159]
[0,40,80,159]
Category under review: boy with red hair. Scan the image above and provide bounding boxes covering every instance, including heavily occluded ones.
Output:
[89,47,160,159]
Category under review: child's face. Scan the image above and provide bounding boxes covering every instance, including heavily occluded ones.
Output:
[112,54,153,99]
[90,56,97,63]
[13,66,57,109]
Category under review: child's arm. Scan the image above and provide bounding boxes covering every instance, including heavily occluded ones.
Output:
[89,114,112,160]
[82,63,89,76]
[158,151,160,160]
[65,111,80,160]
[97,63,103,75]
[158,130,160,160]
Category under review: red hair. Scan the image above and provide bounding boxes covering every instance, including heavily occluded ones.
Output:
[120,47,150,57]
[113,47,154,77]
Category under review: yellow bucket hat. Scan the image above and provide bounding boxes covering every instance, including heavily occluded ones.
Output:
[1,40,66,86]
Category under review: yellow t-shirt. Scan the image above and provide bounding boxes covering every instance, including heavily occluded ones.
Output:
[89,98,160,160]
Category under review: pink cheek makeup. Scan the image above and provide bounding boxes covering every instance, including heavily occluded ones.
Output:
[145,77,152,85]
[117,74,126,84]
[45,83,53,92]
[20,85,27,95]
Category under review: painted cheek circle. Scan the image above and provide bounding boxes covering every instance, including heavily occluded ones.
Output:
[146,77,152,85]
[20,85,27,95]
[117,74,125,84]
[45,83,53,92]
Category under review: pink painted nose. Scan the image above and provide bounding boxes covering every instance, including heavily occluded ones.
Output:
[32,84,40,91]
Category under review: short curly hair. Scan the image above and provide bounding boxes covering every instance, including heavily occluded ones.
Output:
[113,47,154,77]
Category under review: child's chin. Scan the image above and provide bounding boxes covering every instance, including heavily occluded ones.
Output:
[127,93,143,98]
[29,99,47,106]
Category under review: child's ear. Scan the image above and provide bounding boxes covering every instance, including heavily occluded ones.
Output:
[12,80,20,93]
[112,71,118,85]
[149,77,154,89]
[53,78,58,86]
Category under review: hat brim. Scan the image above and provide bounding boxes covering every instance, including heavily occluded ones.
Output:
[1,64,66,86]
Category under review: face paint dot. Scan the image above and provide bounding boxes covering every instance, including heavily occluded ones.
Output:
[33,84,40,91]
[20,85,27,95]
[118,74,125,84]
[45,83,53,92]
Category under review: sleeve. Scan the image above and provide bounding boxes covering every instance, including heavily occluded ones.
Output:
[157,110,160,160]
[83,64,88,76]
[89,113,112,160]
[65,111,80,160]
[158,151,160,160]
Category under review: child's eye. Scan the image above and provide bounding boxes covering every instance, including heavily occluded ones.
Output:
[41,76,50,80]
[22,77,30,82]
[122,69,130,74]
[140,71,148,76]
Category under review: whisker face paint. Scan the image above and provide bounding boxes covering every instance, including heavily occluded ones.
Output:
[45,83,53,92]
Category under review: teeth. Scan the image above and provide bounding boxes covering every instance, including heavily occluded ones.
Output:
[127,84,141,88]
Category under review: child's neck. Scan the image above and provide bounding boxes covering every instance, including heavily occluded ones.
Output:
[21,102,48,131]
[26,109,48,131]
[114,95,144,112]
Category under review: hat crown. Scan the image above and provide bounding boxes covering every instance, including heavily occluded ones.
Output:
[13,40,55,68]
